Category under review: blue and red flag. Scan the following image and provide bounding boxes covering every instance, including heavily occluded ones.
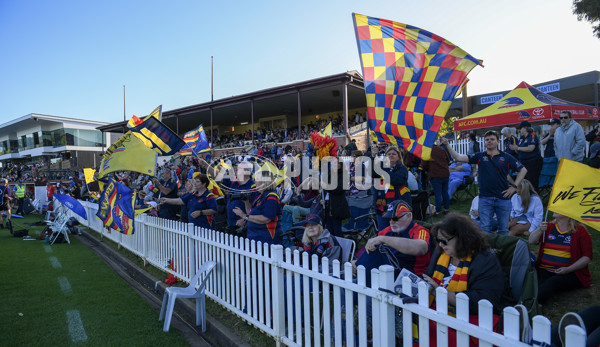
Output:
[179,125,210,156]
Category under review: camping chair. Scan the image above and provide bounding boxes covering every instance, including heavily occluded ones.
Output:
[538,157,558,201]
[159,260,216,332]
[334,236,356,264]
[454,174,477,202]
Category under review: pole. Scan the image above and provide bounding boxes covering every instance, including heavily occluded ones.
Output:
[123,85,126,122]
[211,56,214,144]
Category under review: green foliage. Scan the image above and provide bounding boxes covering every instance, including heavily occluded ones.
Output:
[439,116,460,138]
[573,0,600,39]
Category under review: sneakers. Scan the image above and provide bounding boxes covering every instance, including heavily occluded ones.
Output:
[558,312,586,347]
[514,304,532,343]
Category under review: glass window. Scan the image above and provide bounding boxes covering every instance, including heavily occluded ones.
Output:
[42,131,52,147]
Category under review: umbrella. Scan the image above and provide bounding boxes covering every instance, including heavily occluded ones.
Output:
[53,194,87,220]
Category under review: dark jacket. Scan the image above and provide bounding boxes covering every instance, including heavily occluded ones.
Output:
[324,165,350,219]
[424,248,512,314]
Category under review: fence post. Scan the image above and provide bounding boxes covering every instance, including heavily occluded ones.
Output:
[378,265,395,346]
[141,214,148,267]
[532,315,552,347]
[564,325,587,347]
[270,245,285,346]
[188,223,196,281]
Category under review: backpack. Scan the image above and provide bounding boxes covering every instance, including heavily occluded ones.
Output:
[486,234,543,318]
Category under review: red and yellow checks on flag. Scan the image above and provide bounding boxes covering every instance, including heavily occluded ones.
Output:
[352,13,481,160]
[548,159,600,230]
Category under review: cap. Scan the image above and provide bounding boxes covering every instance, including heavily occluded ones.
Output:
[303,214,322,226]
[517,121,531,129]
[549,119,560,125]
[590,143,600,159]
[383,200,412,219]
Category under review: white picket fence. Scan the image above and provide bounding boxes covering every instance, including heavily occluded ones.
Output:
[69,201,587,347]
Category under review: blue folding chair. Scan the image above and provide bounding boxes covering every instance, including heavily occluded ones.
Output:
[538,157,558,200]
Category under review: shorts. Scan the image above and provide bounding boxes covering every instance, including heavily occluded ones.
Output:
[0,202,10,211]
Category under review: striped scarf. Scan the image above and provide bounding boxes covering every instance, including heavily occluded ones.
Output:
[432,253,472,293]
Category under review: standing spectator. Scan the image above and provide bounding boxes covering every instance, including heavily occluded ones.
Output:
[422,143,450,216]
[13,179,25,216]
[160,174,217,229]
[501,127,518,158]
[554,110,586,162]
[541,119,560,158]
[152,169,179,220]
[441,131,527,235]
[467,133,480,155]
[233,170,283,245]
[0,179,11,228]
[511,121,542,190]
[587,142,600,169]
[323,161,350,237]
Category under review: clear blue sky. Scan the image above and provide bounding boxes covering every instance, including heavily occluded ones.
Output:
[1,0,598,124]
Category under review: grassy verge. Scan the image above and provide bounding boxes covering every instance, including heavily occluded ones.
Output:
[0,214,188,346]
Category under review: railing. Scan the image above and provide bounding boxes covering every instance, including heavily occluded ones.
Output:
[70,202,586,347]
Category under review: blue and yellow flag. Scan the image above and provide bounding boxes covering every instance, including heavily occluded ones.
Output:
[548,159,600,230]
[99,132,156,178]
[128,106,185,156]
[352,13,481,160]
[180,125,211,156]
[96,178,136,235]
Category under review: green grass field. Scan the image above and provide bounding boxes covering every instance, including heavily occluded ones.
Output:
[0,214,189,346]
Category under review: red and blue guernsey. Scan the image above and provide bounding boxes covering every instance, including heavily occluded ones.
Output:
[247,190,282,245]
[181,189,218,229]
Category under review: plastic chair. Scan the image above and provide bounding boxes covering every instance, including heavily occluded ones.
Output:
[334,236,356,263]
[159,261,216,332]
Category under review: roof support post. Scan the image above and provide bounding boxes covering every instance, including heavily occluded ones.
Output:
[297,91,302,138]
[210,108,213,145]
[343,83,348,134]
[251,100,255,145]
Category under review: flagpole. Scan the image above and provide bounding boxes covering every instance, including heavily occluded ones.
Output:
[123,85,126,122]
[210,56,214,145]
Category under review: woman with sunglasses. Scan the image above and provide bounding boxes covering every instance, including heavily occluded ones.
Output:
[421,213,511,346]
[373,146,411,229]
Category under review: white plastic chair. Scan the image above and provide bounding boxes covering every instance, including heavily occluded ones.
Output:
[158,261,216,332]
[334,236,356,263]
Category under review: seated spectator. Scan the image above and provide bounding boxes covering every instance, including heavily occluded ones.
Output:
[529,212,592,305]
[508,179,543,237]
[587,142,600,169]
[447,161,471,200]
[422,213,512,344]
[585,123,600,145]
[343,150,372,231]
[284,177,319,225]
[301,214,342,268]
[354,200,430,286]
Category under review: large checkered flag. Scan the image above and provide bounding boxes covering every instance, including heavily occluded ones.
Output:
[353,13,481,160]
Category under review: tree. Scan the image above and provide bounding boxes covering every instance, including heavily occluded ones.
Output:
[573,0,600,39]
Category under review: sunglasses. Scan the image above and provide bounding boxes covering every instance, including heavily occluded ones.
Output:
[560,116,570,120]
[437,235,456,246]
[391,213,409,222]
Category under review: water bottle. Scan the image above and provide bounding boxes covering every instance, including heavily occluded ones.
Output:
[45,235,49,244]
